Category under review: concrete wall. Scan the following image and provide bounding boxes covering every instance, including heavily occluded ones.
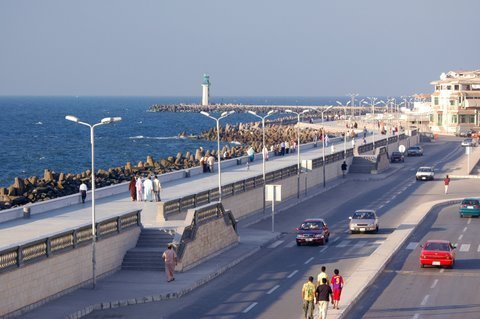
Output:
[0,227,140,318]
[177,217,238,272]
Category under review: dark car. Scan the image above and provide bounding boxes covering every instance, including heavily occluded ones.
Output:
[407,146,423,156]
[296,218,330,246]
[390,151,404,163]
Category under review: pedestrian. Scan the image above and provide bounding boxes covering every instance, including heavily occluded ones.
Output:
[143,175,153,201]
[330,269,344,310]
[281,141,285,156]
[363,126,367,139]
[285,140,290,154]
[162,244,177,282]
[207,155,215,172]
[341,161,348,178]
[135,176,143,202]
[315,277,333,319]
[301,276,316,319]
[351,138,355,149]
[444,175,450,194]
[153,175,161,201]
[317,266,329,287]
[128,176,136,201]
[263,146,269,161]
[79,181,88,204]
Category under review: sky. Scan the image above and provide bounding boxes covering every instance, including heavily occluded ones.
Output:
[1,0,479,97]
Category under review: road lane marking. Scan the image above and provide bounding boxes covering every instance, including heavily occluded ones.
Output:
[421,294,430,306]
[478,244,480,252]
[353,240,367,249]
[463,227,468,233]
[337,240,351,248]
[458,234,463,241]
[320,246,328,253]
[266,285,280,295]
[406,242,419,250]
[305,257,314,264]
[287,270,298,278]
[268,240,284,248]
[413,314,420,319]
[373,240,384,245]
[440,269,445,273]
[242,302,258,313]
[331,237,340,243]
[460,244,471,252]
[286,241,296,248]
[468,218,472,225]
[378,205,384,209]
[431,279,438,289]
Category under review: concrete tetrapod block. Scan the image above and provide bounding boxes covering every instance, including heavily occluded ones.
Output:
[333,198,462,319]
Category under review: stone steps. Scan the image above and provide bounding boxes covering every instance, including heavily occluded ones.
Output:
[121,229,175,271]
[349,156,376,174]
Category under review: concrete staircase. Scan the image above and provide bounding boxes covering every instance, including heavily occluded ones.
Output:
[349,156,376,174]
[121,229,174,271]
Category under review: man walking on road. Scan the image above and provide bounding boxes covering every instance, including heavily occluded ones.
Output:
[301,276,316,319]
[317,266,329,287]
[315,277,333,319]
[153,175,161,201]
[444,175,450,194]
[162,244,177,282]
[79,182,87,203]
[341,161,348,178]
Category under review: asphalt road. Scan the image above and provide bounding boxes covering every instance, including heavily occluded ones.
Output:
[85,138,476,319]
[348,204,480,319]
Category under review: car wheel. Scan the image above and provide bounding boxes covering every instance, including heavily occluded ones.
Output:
[296,241,301,246]
[320,239,325,246]
[325,235,329,243]
[350,230,355,234]
[375,226,379,233]
[421,264,424,268]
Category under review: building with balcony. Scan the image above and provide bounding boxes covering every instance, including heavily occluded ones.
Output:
[430,70,480,134]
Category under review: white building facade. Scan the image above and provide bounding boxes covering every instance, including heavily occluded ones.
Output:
[430,70,480,134]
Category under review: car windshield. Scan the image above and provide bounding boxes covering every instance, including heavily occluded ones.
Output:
[392,152,401,156]
[425,242,450,251]
[299,222,323,230]
[418,168,432,172]
[409,147,420,150]
[462,200,479,205]
[464,139,472,142]
[352,212,374,219]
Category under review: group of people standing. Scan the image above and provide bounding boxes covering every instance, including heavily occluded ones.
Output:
[301,266,344,319]
[128,175,162,202]
[199,154,216,173]
[272,140,297,156]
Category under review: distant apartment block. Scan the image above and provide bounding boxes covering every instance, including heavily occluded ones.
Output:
[430,70,480,134]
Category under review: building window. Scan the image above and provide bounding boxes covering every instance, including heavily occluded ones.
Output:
[449,100,455,106]
[434,97,439,105]
[470,115,476,123]
[454,85,459,90]
[460,115,466,123]
[447,85,452,90]
[437,113,443,125]
[436,85,440,91]
[430,114,434,122]
[452,115,458,123]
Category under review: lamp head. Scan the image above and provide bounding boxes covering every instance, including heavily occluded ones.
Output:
[267,110,277,116]
[65,115,79,123]
[101,117,122,124]
[301,109,310,114]
[247,110,257,116]
[200,111,210,117]
[325,105,334,112]
[336,101,342,106]
[285,109,293,114]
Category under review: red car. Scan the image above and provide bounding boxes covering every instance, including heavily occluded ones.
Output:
[420,240,456,268]
[295,218,330,246]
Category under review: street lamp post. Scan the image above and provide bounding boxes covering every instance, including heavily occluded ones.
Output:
[247,110,277,213]
[320,106,334,188]
[65,115,122,289]
[363,98,382,149]
[336,101,351,158]
[200,111,235,202]
[347,93,359,118]
[285,109,310,199]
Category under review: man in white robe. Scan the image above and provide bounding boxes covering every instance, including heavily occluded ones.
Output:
[143,177,154,201]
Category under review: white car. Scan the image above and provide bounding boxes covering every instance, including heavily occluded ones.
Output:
[349,209,379,233]
[416,167,435,181]
[461,138,477,147]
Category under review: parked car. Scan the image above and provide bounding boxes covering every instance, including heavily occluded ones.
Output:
[459,198,480,218]
[456,127,475,137]
[390,151,405,163]
[420,240,456,268]
[407,146,424,156]
[461,138,477,147]
[296,218,330,246]
[348,209,379,233]
[416,166,435,181]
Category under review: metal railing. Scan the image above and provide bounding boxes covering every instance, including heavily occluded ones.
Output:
[0,210,141,274]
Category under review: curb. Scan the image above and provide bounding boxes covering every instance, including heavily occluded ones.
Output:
[336,198,462,319]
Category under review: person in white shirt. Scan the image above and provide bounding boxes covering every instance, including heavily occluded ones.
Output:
[79,182,88,203]
[153,175,162,201]
[143,176,154,202]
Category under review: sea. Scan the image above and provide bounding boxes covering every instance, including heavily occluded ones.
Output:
[0,96,357,188]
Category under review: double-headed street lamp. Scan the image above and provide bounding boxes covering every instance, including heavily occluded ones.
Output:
[363,98,383,148]
[65,115,122,289]
[247,110,277,212]
[285,109,310,199]
[320,106,334,187]
[200,111,235,202]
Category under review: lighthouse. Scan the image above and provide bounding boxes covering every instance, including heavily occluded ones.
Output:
[201,74,210,106]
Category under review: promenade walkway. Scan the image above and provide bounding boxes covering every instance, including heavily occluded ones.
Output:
[0,131,376,250]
